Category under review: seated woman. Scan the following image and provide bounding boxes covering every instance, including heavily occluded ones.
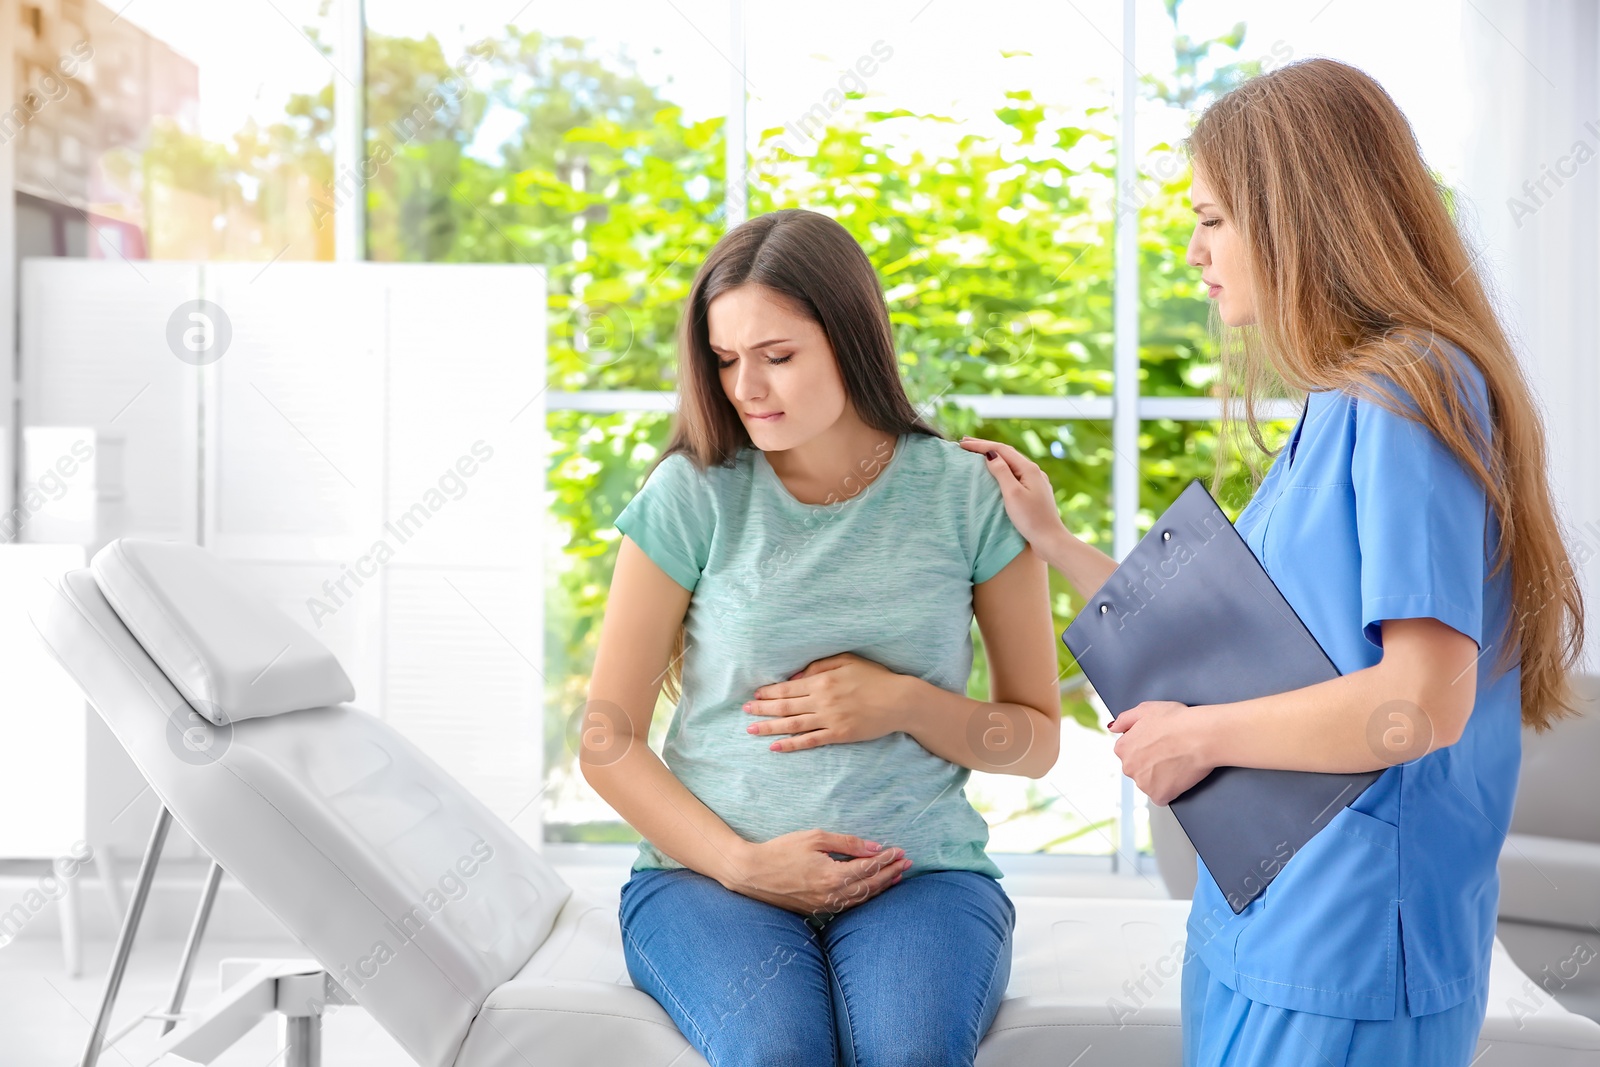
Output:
[582,207,1062,1067]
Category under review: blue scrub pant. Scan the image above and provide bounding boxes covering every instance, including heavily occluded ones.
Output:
[1182,946,1488,1066]
[619,865,1014,1067]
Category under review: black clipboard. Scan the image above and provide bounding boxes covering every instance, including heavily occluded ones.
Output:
[1061,478,1382,913]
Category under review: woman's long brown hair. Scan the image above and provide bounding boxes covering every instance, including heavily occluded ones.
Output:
[651,208,941,702]
[1188,58,1585,730]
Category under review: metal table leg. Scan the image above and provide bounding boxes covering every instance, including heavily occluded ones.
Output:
[161,860,224,1034]
[282,1014,323,1067]
[80,805,171,1067]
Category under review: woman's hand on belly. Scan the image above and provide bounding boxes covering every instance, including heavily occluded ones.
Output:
[727,829,914,918]
[743,652,909,752]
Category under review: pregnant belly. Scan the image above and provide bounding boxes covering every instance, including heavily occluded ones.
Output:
[667,732,965,847]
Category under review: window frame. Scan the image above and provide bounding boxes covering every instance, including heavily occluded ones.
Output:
[337,0,1307,876]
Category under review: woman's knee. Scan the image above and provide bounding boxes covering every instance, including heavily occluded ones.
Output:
[830,873,1014,1066]
[619,869,837,1065]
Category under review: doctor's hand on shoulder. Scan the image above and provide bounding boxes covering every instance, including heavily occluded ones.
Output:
[959,436,1073,552]
[959,435,1121,608]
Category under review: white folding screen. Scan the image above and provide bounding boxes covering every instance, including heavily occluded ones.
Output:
[365,264,547,843]
[21,260,548,848]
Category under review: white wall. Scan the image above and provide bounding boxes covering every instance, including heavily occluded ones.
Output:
[19,260,549,863]
[1461,0,1600,671]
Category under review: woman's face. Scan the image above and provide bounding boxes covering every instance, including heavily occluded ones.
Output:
[1186,168,1257,327]
[707,284,851,452]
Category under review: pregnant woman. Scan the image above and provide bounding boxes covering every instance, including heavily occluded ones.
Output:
[964,59,1586,1066]
[583,208,1062,1066]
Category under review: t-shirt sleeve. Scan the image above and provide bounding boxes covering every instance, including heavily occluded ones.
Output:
[966,453,1029,584]
[1350,363,1490,651]
[613,453,714,593]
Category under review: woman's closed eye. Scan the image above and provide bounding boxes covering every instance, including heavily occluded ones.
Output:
[717,353,794,369]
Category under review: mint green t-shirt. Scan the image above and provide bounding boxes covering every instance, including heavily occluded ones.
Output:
[612,430,1028,881]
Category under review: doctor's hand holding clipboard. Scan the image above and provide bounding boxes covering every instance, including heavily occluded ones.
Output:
[960,56,1585,1067]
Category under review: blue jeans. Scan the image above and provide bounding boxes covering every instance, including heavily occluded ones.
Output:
[619,866,1015,1067]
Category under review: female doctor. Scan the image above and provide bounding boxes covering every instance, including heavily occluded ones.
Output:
[962,58,1587,1067]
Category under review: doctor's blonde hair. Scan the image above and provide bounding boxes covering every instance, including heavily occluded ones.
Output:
[1188,57,1586,731]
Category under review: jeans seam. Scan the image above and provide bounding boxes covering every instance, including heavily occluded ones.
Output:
[825,941,859,1067]
[970,890,1014,1053]
[622,923,718,1066]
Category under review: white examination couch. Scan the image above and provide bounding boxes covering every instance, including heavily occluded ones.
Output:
[28,539,1600,1066]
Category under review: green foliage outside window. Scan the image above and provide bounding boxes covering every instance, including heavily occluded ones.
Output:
[132,6,1295,852]
[355,22,1293,849]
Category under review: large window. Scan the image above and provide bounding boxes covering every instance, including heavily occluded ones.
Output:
[345,0,1469,865]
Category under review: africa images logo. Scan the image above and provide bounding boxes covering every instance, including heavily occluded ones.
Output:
[166,299,233,366]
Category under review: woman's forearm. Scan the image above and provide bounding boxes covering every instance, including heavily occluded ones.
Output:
[890,674,1059,778]
[587,540,761,890]
[1191,661,1446,775]
[1036,526,1120,603]
[582,747,755,890]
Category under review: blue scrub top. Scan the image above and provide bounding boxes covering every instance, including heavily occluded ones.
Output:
[1186,340,1521,1021]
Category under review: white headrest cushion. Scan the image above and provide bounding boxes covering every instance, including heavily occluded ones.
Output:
[90,539,354,725]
